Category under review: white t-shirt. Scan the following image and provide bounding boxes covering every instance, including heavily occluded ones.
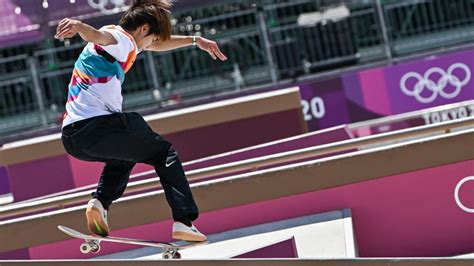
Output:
[62,25,138,128]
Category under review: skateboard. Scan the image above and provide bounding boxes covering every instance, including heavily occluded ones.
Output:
[58,225,208,259]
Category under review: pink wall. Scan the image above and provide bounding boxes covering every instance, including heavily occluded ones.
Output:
[27,159,474,259]
[167,109,306,162]
[7,155,75,202]
[69,156,153,188]
[185,125,352,171]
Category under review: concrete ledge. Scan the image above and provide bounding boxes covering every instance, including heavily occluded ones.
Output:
[0,258,472,266]
[145,87,304,134]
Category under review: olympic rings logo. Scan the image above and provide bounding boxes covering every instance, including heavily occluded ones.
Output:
[88,0,127,15]
[454,176,474,213]
[400,63,471,104]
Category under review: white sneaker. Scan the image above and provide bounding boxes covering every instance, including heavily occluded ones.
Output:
[172,222,207,242]
[86,199,109,237]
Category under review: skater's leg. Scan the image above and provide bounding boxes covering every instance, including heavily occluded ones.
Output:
[155,147,206,242]
[86,160,135,236]
[76,112,204,240]
[78,112,200,220]
[154,147,198,222]
[93,160,136,209]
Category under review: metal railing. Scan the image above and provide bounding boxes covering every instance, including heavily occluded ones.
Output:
[384,0,474,53]
[0,0,473,137]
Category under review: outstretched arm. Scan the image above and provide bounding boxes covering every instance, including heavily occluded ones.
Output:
[146,35,228,61]
[55,18,117,46]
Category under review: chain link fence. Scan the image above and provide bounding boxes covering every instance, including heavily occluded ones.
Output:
[0,0,473,136]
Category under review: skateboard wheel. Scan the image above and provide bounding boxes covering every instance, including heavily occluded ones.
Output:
[174,252,181,259]
[90,244,101,253]
[162,251,174,260]
[80,243,92,254]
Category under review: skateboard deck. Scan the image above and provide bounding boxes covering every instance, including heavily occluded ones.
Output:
[58,225,208,259]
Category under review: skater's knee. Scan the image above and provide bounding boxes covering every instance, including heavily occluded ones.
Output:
[166,147,178,161]
[161,146,180,167]
[143,144,179,167]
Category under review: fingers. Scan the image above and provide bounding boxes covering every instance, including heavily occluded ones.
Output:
[55,28,72,39]
[211,44,228,61]
[62,32,76,39]
[206,43,227,61]
[58,18,69,30]
[55,19,76,39]
[196,38,228,61]
[56,25,70,37]
[55,19,70,38]
[55,30,76,40]
[208,51,217,60]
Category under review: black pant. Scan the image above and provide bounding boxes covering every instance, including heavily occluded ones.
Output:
[61,112,199,222]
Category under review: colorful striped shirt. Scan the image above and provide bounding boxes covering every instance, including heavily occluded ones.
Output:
[62,25,138,128]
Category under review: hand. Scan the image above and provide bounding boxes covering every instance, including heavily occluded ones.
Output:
[55,18,81,40]
[196,37,228,61]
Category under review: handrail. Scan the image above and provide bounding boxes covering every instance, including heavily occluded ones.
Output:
[0,117,472,220]
[349,100,473,129]
[0,54,29,64]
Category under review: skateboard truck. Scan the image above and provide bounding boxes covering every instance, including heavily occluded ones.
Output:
[80,239,101,254]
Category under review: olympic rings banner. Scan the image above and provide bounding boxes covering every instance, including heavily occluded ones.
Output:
[385,50,473,112]
[299,48,474,131]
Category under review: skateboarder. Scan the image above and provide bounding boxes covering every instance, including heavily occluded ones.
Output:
[57,0,227,242]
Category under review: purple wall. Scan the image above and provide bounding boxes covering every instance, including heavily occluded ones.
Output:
[234,237,298,258]
[1,0,221,47]
[10,0,129,23]
[0,167,10,195]
[6,155,75,202]
[167,109,306,162]
[300,48,474,132]
[0,0,43,47]
[0,248,29,260]
[185,125,352,172]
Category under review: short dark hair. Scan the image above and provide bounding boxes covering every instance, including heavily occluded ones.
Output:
[119,0,172,41]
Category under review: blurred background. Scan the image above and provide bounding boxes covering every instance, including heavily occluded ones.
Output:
[0,0,472,140]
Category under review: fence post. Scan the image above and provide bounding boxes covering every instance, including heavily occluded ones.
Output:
[256,5,278,85]
[375,0,393,63]
[28,57,48,127]
[145,52,161,91]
